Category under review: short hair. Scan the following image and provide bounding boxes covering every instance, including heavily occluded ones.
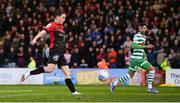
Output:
[138,23,147,28]
[54,10,65,17]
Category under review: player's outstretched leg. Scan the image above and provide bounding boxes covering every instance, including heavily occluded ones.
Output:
[21,64,56,82]
[110,73,131,93]
[20,66,46,82]
[147,66,159,93]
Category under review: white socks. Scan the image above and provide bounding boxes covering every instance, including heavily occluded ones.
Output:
[113,74,131,86]
[24,71,31,78]
[148,70,155,89]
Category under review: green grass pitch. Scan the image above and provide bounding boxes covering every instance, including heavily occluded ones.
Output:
[0,85,179,102]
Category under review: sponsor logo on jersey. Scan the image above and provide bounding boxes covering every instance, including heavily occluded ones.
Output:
[53,55,59,61]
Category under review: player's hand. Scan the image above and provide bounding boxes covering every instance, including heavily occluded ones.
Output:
[147,44,154,49]
[30,39,37,45]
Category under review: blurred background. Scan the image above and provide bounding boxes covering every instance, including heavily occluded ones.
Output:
[0,0,180,68]
[0,0,179,86]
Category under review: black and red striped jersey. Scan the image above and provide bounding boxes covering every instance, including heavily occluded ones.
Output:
[44,22,65,50]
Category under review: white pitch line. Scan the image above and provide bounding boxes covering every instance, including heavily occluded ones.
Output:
[0,90,34,93]
[0,93,68,98]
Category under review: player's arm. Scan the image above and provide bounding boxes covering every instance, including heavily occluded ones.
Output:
[31,22,54,45]
[132,42,154,49]
[31,30,47,45]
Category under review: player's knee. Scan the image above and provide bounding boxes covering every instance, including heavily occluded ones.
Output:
[129,74,134,78]
[64,71,70,77]
[64,75,71,79]
[61,66,70,77]
[64,72,70,79]
[44,66,54,73]
[149,66,155,71]
[128,71,135,78]
[63,70,71,78]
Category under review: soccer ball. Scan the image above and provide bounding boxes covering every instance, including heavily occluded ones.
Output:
[98,70,109,82]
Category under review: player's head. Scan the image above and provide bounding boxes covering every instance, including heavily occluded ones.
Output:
[54,10,66,24]
[138,23,148,35]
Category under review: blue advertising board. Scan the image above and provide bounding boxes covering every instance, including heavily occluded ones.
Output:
[43,68,129,85]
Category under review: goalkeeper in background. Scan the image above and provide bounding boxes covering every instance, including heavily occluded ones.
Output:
[110,23,159,93]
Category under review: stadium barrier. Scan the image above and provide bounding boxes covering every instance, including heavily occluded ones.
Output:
[0,68,43,84]
[0,68,166,86]
[42,68,162,86]
[166,69,180,86]
[43,68,130,85]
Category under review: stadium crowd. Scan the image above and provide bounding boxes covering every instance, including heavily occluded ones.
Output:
[0,0,179,69]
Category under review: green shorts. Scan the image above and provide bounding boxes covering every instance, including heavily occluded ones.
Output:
[129,58,152,71]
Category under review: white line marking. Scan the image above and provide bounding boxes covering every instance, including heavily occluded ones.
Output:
[0,93,68,98]
[0,92,179,98]
[0,90,33,93]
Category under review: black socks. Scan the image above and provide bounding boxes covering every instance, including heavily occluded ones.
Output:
[30,66,45,75]
[65,78,76,93]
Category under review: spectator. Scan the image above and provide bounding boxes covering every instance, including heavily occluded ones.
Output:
[94,35,103,48]
[115,35,124,50]
[108,36,116,49]
[96,48,106,61]
[116,49,125,68]
[86,47,96,68]
[102,35,109,46]
[123,36,132,52]
[97,58,109,70]
[91,28,102,40]
[173,51,180,68]
[124,50,131,67]
[26,46,34,60]
[79,42,86,59]
[70,48,80,67]
[0,48,5,67]
[7,47,17,68]
[79,58,88,68]
[16,46,25,67]
[160,58,171,70]
[71,62,79,68]
[107,48,117,68]
[34,47,42,67]
[42,43,50,65]
[27,57,36,70]
[64,50,71,65]
[147,49,157,66]
[156,48,167,67]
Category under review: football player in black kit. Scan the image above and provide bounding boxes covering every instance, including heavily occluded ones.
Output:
[20,10,81,95]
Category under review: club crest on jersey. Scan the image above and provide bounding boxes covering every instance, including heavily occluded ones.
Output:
[53,55,59,61]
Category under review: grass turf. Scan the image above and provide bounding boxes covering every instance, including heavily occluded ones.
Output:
[0,85,179,102]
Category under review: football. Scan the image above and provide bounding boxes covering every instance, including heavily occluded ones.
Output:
[98,70,109,82]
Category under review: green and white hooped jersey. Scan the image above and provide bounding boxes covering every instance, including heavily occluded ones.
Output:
[131,32,146,59]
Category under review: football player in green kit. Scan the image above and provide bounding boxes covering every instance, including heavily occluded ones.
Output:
[110,23,159,93]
